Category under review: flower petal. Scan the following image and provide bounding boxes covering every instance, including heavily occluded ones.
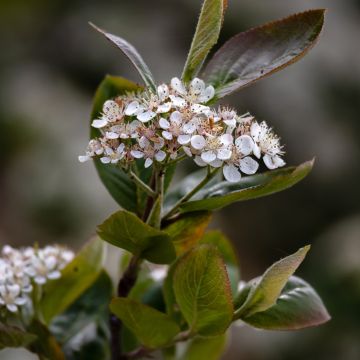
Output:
[210,159,223,168]
[201,150,216,163]
[219,133,233,146]
[144,158,153,168]
[235,135,254,156]
[250,122,261,141]
[157,84,169,101]
[125,101,141,116]
[169,95,186,108]
[170,111,182,124]
[162,131,173,140]
[157,102,172,113]
[223,164,241,183]
[183,146,193,157]
[194,156,207,167]
[92,118,108,128]
[190,78,205,95]
[155,150,166,162]
[198,85,215,103]
[78,155,90,163]
[183,121,197,134]
[217,148,232,160]
[137,110,156,123]
[131,150,144,159]
[239,156,259,175]
[178,134,191,145]
[191,135,206,150]
[105,131,119,139]
[159,117,170,129]
[171,77,186,95]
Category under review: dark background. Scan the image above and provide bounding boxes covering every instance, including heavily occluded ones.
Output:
[0,0,359,359]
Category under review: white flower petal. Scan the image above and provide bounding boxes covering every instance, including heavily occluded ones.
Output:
[155,150,166,162]
[191,104,209,114]
[159,117,170,129]
[103,100,121,122]
[7,304,18,313]
[273,155,286,168]
[253,143,261,159]
[264,154,285,169]
[183,121,197,134]
[250,122,261,141]
[131,150,145,159]
[183,146,193,157]
[92,118,108,128]
[100,157,111,164]
[224,119,236,128]
[223,164,241,183]
[191,135,206,150]
[210,159,223,168]
[137,110,156,123]
[235,135,254,156]
[157,102,172,113]
[170,111,182,124]
[169,95,186,108]
[198,85,215,103]
[14,297,27,306]
[34,276,47,285]
[162,131,173,140]
[239,156,259,175]
[194,156,207,167]
[157,84,169,101]
[219,133,233,146]
[144,158,153,168]
[8,284,20,297]
[217,148,232,160]
[190,78,205,95]
[125,101,141,116]
[177,134,191,145]
[78,155,90,163]
[47,271,61,280]
[105,131,119,139]
[201,151,216,163]
[171,77,186,95]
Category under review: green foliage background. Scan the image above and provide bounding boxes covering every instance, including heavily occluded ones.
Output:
[0,0,359,359]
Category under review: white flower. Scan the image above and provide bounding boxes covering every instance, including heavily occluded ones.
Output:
[0,284,27,313]
[250,121,285,169]
[92,100,125,128]
[131,136,166,168]
[100,143,126,164]
[159,111,194,145]
[170,77,215,107]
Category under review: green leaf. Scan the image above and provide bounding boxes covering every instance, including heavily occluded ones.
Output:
[97,210,176,264]
[28,321,65,360]
[199,231,240,295]
[182,0,228,82]
[40,238,105,324]
[181,334,227,360]
[90,75,141,213]
[242,276,331,330]
[173,244,233,336]
[90,23,156,91]
[110,298,180,348]
[178,161,313,213]
[202,9,325,98]
[235,246,310,319]
[164,211,212,255]
[50,271,112,360]
[0,324,36,350]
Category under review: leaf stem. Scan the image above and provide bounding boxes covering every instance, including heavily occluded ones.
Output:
[129,170,156,197]
[162,167,220,220]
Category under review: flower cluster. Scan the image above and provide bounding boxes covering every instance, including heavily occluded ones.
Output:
[0,245,74,313]
[79,77,285,182]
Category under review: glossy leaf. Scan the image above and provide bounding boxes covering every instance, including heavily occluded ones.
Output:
[110,298,180,348]
[50,271,112,360]
[0,324,36,350]
[164,211,212,255]
[203,10,325,98]
[40,238,105,324]
[97,210,176,264]
[173,244,233,336]
[182,0,227,82]
[199,231,240,295]
[181,334,227,360]
[235,246,310,318]
[243,276,331,330]
[179,160,313,213]
[90,23,156,91]
[90,75,141,213]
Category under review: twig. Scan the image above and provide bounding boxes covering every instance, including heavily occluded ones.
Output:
[129,170,156,197]
[162,167,220,220]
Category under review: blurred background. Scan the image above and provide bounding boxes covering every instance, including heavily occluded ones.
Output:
[0,0,359,359]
